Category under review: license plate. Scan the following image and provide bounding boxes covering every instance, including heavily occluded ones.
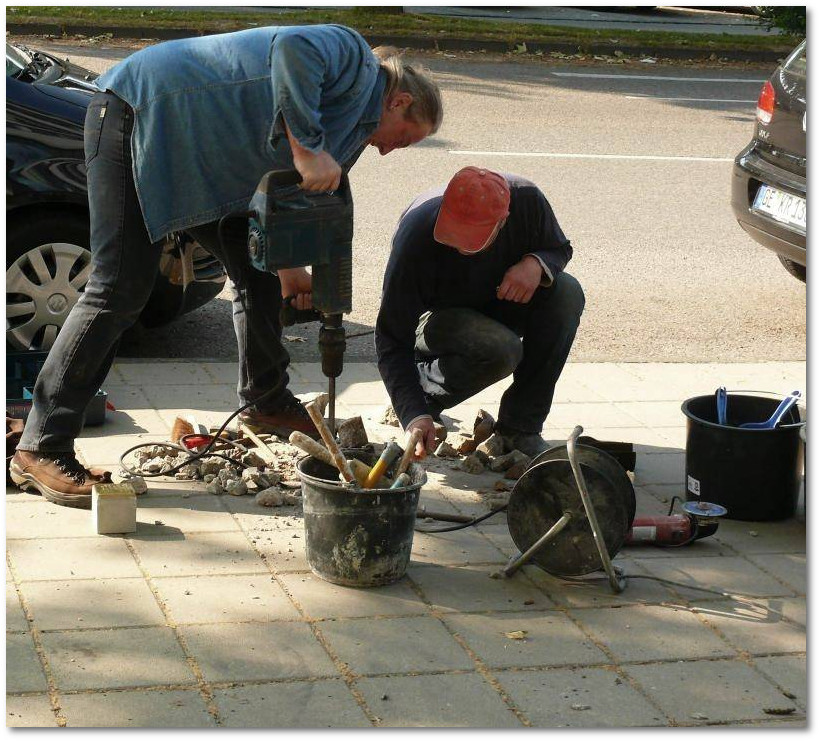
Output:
[752,185,806,232]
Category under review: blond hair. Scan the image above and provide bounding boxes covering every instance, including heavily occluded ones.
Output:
[372,46,443,134]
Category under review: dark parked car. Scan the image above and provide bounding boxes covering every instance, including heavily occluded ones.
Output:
[731,40,806,282]
[6,42,226,352]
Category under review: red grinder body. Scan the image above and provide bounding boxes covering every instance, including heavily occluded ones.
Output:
[625,514,695,546]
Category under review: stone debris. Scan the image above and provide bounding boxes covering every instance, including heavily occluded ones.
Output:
[198,457,225,477]
[111,470,148,495]
[380,405,401,427]
[434,441,459,459]
[174,464,200,480]
[494,480,513,492]
[473,409,496,446]
[505,460,530,481]
[434,422,448,445]
[206,480,224,496]
[337,416,369,449]
[298,392,329,416]
[225,479,248,496]
[241,467,280,490]
[503,630,528,640]
[571,704,591,711]
[490,450,530,473]
[241,450,267,469]
[473,449,490,467]
[477,433,505,458]
[460,454,485,475]
[255,487,285,507]
[455,434,477,455]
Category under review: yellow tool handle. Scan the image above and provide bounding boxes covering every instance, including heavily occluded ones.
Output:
[305,402,356,484]
[347,458,372,487]
[363,442,403,490]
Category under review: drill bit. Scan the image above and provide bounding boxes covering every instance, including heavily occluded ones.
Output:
[328,376,336,435]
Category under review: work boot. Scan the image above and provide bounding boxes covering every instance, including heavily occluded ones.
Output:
[495,425,550,458]
[238,397,320,440]
[9,450,111,509]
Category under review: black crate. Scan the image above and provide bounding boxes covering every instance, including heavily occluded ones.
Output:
[6,352,107,426]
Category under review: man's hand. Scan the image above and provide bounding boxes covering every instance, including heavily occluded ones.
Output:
[406,416,437,459]
[278,267,312,310]
[497,255,544,303]
[285,122,341,192]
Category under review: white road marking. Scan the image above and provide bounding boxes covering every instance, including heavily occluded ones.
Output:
[552,72,765,83]
[448,150,734,163]
[625,95,756,103]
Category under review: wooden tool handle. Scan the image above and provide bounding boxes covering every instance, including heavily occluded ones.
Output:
[288,431,335,468]
[305,402,356,484]
[396,429,422,478]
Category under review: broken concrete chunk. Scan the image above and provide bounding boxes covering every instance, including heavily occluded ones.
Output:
[225,479,248,496]
[490,450,531,473]
[206,480,224,495]
[460,454,485,474]
[434,422,448,445]
[174,464,200,480]
[241,450,267,469]
[379,405,401,427]
[199,457,225,477]
[434,441,459,459]
[337,416,369,449]
[494,479,514,492]
[504,460,530,480]
[473,449,490,467]
[255,487,286,507]
[473,409,496,446]
[111,470,148,495]
[455,434,477,455]
[241,467,281,490]
[477,433,505,458]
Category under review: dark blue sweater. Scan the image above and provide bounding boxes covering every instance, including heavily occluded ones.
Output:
[375,174,572,428]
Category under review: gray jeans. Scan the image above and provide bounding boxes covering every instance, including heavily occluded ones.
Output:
[414,272,584,434]
[18,91,292,453]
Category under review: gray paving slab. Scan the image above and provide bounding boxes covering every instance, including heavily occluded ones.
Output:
[751,655,807,708]
[6,633,48,692]
[690,600,806,655]
[278,572,429,619]
[221,495,305,531]
[7,537,143,582]
[631,452,685,485]
[20,578,165,631]
[568,604,736,663]
[178,621,337,683]
[442,611,609,669]
[746,553,806,594]
[633,555,798,600]
[59,688,216,727]
[407,564,556,613]
[356,673,522,727]
[128,532,267,577]
[153,573,300,624]
[6,499,97,539]
[252,527,310,572]
[214,679,371,727]
[495,667,667,727]
[133,494,239,534]
[714,518,806,554]
[6,583,29,631]
[624,658,802,725]
[5,694,57,727]
[411,529,508,566]
[39,627,195,691]
[318,616,474,675]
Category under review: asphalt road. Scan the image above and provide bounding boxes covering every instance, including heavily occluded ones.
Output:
[25,40,806,363]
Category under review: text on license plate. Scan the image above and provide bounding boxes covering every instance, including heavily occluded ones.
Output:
[752,185,806,232]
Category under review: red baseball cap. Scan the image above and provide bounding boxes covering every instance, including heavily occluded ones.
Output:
[434,167,511,253]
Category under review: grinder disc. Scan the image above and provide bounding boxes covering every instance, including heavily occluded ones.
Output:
[507,459,633,577]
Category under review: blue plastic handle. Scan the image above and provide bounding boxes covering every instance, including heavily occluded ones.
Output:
[739,390,801,429]
[715,386,728,426]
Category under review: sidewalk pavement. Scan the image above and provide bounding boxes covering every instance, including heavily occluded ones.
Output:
[6,360,806,728]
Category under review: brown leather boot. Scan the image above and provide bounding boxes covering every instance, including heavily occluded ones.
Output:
[9,450,111,509]
[238,398,320,440]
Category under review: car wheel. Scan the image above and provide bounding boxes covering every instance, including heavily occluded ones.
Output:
[777,256,806,283]
[6,211,92,352]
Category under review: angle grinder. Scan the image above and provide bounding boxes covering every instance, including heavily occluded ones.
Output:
[247,170,353,434]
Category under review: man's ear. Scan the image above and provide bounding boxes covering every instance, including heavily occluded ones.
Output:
[389,91,414,111]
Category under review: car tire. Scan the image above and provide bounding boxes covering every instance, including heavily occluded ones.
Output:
[6,210,92,352]
[778,256,806,283]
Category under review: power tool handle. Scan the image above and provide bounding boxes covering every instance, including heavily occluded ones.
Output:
[280,296,322,327]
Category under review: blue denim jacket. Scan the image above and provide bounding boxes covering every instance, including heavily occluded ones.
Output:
[96,25,385,242]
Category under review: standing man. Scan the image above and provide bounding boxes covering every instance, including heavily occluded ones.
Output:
[376,167,584,458]
[11,24,442,508]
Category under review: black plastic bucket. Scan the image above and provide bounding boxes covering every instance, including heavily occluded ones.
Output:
[681,393,805,521]
[297,451,425,587]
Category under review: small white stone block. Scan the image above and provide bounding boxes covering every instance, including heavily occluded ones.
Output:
[92,483,137,535]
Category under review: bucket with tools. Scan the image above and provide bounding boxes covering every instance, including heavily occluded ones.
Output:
[298,449,426,587]
[682,389,805,521]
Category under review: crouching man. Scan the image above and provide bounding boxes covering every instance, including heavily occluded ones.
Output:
[375,167,584,458]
